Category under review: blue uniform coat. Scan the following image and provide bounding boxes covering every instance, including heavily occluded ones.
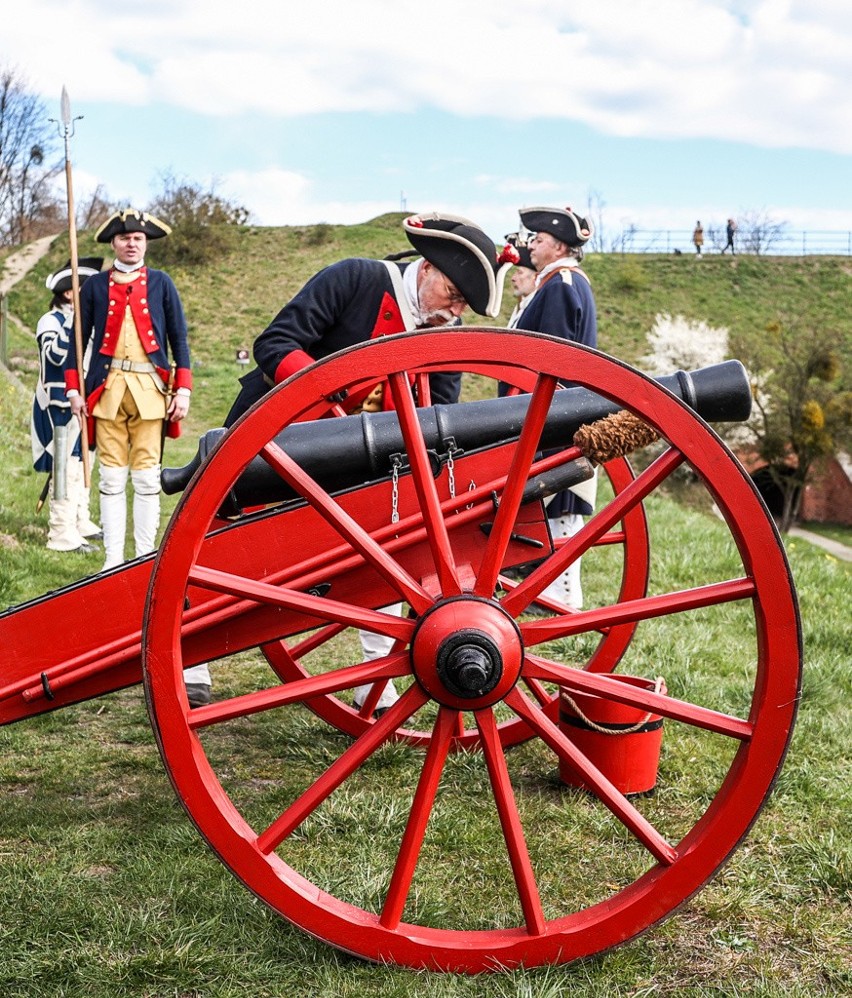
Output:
[515,265,598,516]
[64,268,192,401]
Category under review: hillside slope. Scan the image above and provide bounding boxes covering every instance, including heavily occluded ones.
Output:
[3,213,850,432]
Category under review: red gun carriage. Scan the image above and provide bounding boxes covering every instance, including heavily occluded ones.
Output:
[0,330,801,973]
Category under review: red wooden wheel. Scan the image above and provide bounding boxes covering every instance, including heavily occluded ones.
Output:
[143,330,801,972]
[259,362,649,749]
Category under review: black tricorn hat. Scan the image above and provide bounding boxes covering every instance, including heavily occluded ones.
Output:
[45,257,104,294]
[95,208,172,243]
[519,206,593,249]
[403,212,518,317]
[505,232,535,271]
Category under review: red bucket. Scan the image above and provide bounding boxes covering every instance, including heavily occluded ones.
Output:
[559,675,666,796]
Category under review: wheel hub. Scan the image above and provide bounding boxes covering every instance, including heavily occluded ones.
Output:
[411,596,523,709]
[436,631,502,698]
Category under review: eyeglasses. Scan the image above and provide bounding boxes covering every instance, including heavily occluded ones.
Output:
[439,273,467,307]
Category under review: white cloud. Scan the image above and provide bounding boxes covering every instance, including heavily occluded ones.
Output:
[4,0,852,153]
[220,167,396,226]
[473,175,562,196]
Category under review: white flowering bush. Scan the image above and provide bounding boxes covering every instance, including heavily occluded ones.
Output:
[639,313,729,375]
[639,313,769,449]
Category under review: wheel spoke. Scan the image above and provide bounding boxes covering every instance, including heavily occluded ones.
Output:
[256,684,430,854]
[476,708,547,935]
[474,375,558,598]
[521,578,757,646]
[505,687,678,865]
[380,707,459,929]
[502,445,685,617]
[189,652,410,729]
[387,371,462,596]
[525,653,754,740]
[188,564,416,641]
[285,622,348,658]
[261,439,433,613]
[413,371,432,406]
[522,675,556,709]
[354,665,399,718]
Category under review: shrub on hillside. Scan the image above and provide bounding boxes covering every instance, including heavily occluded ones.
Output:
[611,259,648,293]
[145,174,250,267]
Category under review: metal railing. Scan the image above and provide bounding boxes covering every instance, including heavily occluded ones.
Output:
[614,228,852,256]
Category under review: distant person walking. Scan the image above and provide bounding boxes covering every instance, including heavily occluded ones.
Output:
[722,217,737,254]
[692,221,704,256]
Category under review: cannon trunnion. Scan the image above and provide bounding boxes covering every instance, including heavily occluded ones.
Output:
[0,331,801,973]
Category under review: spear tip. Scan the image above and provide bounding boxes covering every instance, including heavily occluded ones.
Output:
[60,86,71,126]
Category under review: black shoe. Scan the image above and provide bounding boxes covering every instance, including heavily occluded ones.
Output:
[185,683,212,708]
[73,542,99,554]
[524,602,552,617]
[82,530,104,541]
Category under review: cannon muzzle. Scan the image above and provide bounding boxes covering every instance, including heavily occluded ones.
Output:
[162,360,751,511]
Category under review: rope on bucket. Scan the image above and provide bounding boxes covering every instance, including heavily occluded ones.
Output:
[561,676,666,735]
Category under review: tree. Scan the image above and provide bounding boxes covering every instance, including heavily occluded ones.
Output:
[735,320,852,532]
[75,183,117,232]
[0,66,63,246]
[584,187,626,253]
[736,208,789,256]
[144,173,250,267]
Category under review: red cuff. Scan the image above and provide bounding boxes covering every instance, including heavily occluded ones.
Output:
[173,367,193,391]
[274,350,314,383]
[65,370,80,393]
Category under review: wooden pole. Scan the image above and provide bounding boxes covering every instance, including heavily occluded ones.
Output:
[60,86,91,487]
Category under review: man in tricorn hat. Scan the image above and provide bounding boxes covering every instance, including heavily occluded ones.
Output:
[32,257,104,552]
[223,211,517,424]
[514,205,598,610]
[64,208,211,706]
[223,211,516,715]
[503,232,537,328]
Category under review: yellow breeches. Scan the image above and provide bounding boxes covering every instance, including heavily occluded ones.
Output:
[95,388,163,470]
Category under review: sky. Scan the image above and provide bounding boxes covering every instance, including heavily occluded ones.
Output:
[3,0,852,246]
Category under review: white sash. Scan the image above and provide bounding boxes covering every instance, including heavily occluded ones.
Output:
[381,260,417,331]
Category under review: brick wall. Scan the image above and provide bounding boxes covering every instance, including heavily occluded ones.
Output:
[734,450,852,526]
[800,454,852,526]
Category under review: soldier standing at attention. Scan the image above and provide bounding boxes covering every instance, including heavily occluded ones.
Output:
[64,208,212,706]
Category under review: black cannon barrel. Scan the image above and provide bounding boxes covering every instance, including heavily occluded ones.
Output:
[161,360,751,509]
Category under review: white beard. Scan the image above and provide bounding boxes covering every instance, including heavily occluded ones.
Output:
[416,308,455,327]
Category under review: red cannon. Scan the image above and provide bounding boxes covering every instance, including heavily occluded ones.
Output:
[0,330,801,973]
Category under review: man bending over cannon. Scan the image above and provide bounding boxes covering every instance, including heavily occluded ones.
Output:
[223,211,517,715]
[223,212,517,424]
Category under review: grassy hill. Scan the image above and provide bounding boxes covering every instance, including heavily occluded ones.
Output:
[3,214,850,434]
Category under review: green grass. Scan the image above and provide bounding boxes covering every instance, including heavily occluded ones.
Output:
[0,224,850,996]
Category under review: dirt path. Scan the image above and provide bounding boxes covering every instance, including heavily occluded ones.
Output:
[789,526,852,562]
[0,234,59,296]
